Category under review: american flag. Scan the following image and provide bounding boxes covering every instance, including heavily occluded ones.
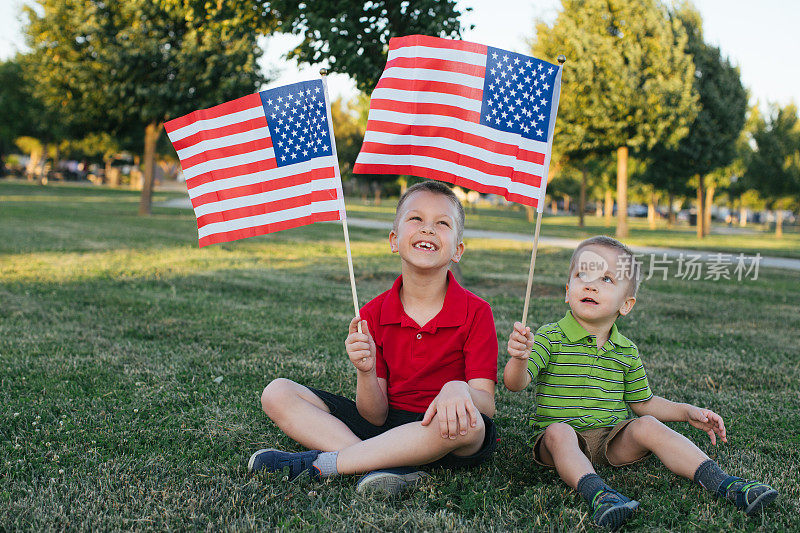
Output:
[165,79,344,247]
[354,35,562,208]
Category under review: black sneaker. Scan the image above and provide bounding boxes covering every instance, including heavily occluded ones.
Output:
[590,488,639,530]
[247,448,321,481]
[355,467,429,495]
[721,477,779,517]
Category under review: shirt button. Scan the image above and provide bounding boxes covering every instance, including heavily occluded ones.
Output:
[416,333,422,340]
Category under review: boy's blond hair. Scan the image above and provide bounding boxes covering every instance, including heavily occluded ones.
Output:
[568,236,642,297]
[393,181,466,242]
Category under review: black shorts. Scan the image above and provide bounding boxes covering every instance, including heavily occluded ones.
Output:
[308,387,497,470]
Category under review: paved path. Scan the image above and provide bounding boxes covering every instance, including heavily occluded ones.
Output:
[158,198,800,271]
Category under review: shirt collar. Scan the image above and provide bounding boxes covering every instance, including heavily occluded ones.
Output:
[380,271,468,331]
[557,311,632,347]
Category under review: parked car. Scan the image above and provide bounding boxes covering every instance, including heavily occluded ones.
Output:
[627,204,648,217]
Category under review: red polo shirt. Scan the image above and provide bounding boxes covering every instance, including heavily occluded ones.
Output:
[359,271,498,413]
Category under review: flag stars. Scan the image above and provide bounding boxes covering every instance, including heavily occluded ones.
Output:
[481,47,555,139]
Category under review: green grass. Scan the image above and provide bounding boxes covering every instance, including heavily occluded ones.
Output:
[346,199,800,259]
[1,180,798,531]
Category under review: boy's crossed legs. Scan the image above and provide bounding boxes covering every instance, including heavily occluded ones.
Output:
[251,378,492,486]
[538,417,777,529]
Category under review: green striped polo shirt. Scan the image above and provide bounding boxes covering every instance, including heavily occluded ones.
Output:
[527,311,653,431]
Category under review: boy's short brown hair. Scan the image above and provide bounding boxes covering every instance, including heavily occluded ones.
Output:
[568,236,642,297]
[393,181,466,242]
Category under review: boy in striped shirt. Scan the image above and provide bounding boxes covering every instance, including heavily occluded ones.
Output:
[503,236,777,529]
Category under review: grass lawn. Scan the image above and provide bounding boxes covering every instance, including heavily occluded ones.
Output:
[346,199,800,259]
[1,180,798,531]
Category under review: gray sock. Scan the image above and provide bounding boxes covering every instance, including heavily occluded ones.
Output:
[693,459,733,495]
[311,451,339,478]
[576,473,610,506]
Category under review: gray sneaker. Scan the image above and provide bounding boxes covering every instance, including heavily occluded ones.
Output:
[355,467,429,495]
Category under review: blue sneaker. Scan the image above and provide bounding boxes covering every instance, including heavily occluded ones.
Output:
[355,467,429,495]
[719,477,779,517]
[590,488,639,530]
[247,448,321,481]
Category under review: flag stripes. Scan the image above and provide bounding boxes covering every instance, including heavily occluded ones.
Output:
[354,35,562,208]
[165,81,343,247]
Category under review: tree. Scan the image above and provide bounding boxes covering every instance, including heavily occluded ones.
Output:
[641,4,747,239]
[533,0,698,237]
[273,0,467,92]
[0,59,35,174]
[24,0,267,214]
[0,55,71,180]
[745,103,800,237]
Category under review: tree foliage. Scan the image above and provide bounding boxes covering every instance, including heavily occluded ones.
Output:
[745,103,800,206]
[24,0,267,212]
[533,0,698,156]
[533,0,698,237]
[272,0,468,92]
[640,4,747,191]
[0,60,35,160]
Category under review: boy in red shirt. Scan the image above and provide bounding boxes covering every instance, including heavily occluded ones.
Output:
[249,181,499,493]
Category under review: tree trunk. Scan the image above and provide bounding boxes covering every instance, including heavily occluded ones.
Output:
[563,194,570,213]
[616,146,629,238]
[647,189,657,230]
[138,121,162,215]
[775,210,784,238]
[667,191,675,228]
[551,198,557,214]
[52,145,61,181]
[579,169,587,228]
[104,157,113,185]
[374,186,381,206]
[524,205,535,223]
[398,176,408,195]
[595,201,602,217]
[739,202,747,227]
[604,188,613,227]
[704,184,714,237]
[696,175,704,239]
[26,146,43,181]
[38,144,50,184]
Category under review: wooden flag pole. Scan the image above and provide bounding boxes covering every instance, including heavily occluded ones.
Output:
[320,68,362,334]
[520,54,565,329]
[520,211,543,328]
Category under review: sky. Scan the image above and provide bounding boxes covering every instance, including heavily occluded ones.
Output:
[2,0,799,109]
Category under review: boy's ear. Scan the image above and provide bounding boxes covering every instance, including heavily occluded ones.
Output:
[451,240,465,263]
[389,230,398,253]
[618,296,636,317]
[565,283,569,303]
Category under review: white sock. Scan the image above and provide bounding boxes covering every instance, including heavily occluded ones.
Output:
[311,451,339,477]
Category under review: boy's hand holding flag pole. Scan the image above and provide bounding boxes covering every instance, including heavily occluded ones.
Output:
[353,35,565,327]
[164,72,361,332]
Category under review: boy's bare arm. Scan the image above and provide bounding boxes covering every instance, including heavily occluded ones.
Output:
[631,395,728,445]
[345,317,389,425]
[503,322,533,391]
[466,378,496,417]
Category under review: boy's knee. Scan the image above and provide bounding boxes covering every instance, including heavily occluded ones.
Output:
[431,413,485,448]
[260,378,295,414]
[628,415,666,442]
[543,422,577,448]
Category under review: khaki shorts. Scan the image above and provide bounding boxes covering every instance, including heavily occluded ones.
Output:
[532,419,650,467]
